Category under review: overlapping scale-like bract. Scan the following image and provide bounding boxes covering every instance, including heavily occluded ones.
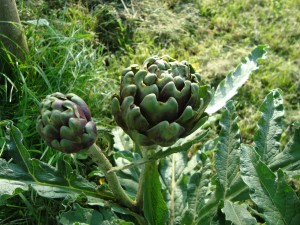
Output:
[36,92,97,153]
[112,55,213,147]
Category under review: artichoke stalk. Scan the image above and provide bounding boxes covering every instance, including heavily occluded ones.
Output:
[36,92,97,153]
[112,55,213,147]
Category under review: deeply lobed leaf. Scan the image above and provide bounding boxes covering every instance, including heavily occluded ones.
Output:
[205,45,268,115]
[215,101,241,198]
[270,125,300,172]
[254,89,284,164]
[222,200,257,225]
[160,152,188,223]
[240,145,300,225]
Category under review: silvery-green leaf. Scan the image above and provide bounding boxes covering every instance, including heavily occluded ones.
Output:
[113,150,141,196]
[58,203,130,225]
[222,200,257,225]
[205,45,268,115]
[26,18,49,26]
[160,152,188,224]
[159,149,210,225]
[215,101,241,198]
[182,153,212,225]
[240,145,300,225]
[195,193,221,225]
[254,89,284,164]
[270,126,300,172]
[0,159,31,204]
[284,169,300,179]
[5,121,32,171]
[112,127,134,152]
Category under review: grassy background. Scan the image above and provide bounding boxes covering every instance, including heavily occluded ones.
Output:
[0,0,299,224]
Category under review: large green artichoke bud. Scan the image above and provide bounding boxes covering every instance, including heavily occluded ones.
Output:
[36,92,97,153]
[112,55,213,147]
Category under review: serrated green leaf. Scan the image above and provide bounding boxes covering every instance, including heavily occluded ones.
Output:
[59,203,117,225]
[270,126,300,171]
[112,127,134,152]
[205,45,268,115]
[144,161,169,225]
[179,146,221,225]
[4,121,32,172]
[284,169,300,179]
[160,152,188,224]
[224,176,249,202]
[86,197,146,225]
[1,123,114,203]
[0,159,32,204]
[215,101,240,198]
[179,210,194,225]
[195,193,220,225]
[254,89,284,164]
[222,200,257,225]
[182,153,212,225]
[240,145,300,225]
[113,150,141,196]
[159,149,211,225]
[30,159,111,200]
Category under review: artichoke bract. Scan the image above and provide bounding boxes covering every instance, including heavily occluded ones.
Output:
[36,92,97,153]
[112,55,213,147]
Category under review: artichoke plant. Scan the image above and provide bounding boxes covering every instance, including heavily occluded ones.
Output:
[36,92,97,153]
[112,55,213,147]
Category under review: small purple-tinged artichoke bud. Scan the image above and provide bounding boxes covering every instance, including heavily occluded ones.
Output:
[36,92,97,153]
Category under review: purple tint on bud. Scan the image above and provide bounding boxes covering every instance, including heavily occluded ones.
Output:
[51,100,64,111]
[36,92,97,153]
[67,94,92,121]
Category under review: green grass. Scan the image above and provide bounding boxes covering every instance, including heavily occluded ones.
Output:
[92,0,300,141]
[0,0,299,223]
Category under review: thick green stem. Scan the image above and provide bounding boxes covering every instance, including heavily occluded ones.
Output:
[87,143,135,210]
[135,163,146,211]
[136,146,156,210]
[136,146,169,225]
[170,154,176,225]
